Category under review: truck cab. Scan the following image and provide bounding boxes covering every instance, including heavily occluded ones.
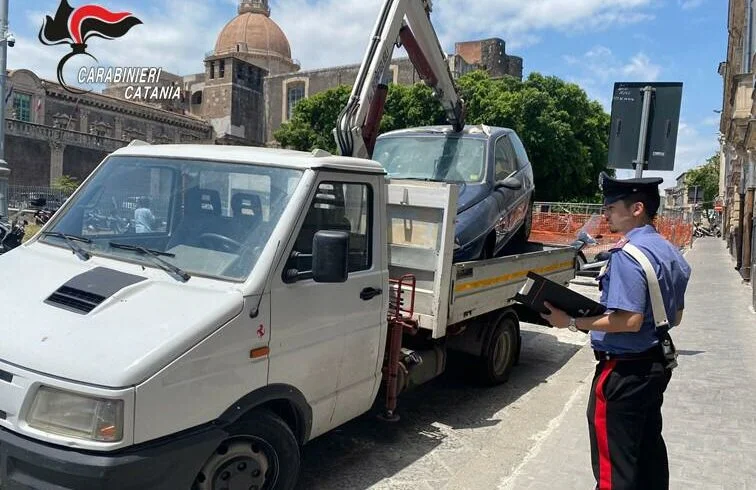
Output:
[0,144,391,489]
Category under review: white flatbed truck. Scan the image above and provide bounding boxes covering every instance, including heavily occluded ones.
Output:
[0,143,575,489]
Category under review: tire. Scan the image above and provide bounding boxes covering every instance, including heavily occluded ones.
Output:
[478,233,495,260]
[193,410,300,490]
[479,315,518,385]
[511,201,533,248]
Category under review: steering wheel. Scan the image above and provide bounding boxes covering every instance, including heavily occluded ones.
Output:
[199,233,242,253]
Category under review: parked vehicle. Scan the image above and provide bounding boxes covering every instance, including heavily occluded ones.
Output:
[0,143,576,489]
[570,214,610,278]
[0,215,26,254]
[373,125,535,261]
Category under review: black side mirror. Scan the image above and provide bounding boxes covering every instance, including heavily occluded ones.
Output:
[495,176,522,190]
[312,230,349,283]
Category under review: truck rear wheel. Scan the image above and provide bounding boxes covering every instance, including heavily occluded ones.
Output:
[193,409,300,490]
[479,316,518,385]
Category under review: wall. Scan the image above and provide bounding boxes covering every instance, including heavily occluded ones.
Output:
[5,135,51,186]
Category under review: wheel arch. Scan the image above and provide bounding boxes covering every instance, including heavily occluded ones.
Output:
[218,384,313,445]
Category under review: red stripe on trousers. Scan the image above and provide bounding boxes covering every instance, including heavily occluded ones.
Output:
[595,359,616,490]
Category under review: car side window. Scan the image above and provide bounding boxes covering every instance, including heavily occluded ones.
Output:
[288,181,373,278]
[494,136,518,181]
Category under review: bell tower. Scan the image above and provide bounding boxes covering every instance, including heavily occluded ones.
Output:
[239,0,270,16]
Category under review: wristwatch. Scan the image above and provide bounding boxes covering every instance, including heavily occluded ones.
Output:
[568,317,578,332]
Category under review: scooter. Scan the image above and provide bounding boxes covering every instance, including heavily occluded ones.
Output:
[570,215,610,278]
[0,215,27,255]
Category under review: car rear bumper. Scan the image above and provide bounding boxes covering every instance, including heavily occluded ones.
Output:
[0,425,224,490]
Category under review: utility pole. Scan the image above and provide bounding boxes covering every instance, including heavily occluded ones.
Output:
[0,0,10,220]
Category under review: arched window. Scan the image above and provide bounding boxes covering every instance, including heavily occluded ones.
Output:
[191,91,203,105]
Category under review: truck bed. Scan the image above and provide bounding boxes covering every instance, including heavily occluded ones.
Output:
[387,180,576,338]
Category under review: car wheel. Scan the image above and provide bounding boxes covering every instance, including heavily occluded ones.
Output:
[478,233,495,260]
[512,202,533,247]
[193,410,300,490]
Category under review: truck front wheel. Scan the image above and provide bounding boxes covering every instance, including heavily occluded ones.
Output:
[479,316,518,385]
[194,410,300,490]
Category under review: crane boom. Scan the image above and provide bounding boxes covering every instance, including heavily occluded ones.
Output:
[335,0,466,159]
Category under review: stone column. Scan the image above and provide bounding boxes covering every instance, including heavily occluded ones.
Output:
[115,117,123,140]
[146,124,153,143]
[49,140,65,185]
[80,109,89,133]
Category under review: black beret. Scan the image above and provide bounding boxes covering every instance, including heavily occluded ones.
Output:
[599,171,663,205]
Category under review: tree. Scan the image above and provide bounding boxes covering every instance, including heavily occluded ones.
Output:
[274,71,611,201]
[52,175,80,195]
[685,154,720,210]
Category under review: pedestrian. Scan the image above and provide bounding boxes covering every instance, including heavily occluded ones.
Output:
[134,196,155,233]
[541,172,691,490]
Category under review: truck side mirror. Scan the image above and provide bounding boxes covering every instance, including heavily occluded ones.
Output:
[312,230,349,283]
[495,177,522,190]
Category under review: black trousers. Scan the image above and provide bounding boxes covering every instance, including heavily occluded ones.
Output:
[587,356,672,490]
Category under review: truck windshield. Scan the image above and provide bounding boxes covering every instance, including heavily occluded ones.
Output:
[41,156,303,281]
[373,136,486,184]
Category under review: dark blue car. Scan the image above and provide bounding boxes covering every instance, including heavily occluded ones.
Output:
[373,125,535,262]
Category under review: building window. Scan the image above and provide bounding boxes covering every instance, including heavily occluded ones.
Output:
[287,83,305,119]
[13,93,31,122]
[219,60,226,78]
[209,62,215,79]
[237,64,245,80]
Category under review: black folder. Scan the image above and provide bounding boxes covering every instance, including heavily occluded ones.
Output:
[514,271,606,319]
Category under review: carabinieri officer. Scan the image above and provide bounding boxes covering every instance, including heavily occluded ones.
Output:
[542,172,691,490]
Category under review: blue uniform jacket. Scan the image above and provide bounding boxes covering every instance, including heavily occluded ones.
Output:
[592,225,692,354]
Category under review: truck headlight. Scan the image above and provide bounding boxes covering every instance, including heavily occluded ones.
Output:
[27,387,124,442]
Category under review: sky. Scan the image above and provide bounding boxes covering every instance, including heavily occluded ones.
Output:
[8,0,728,193]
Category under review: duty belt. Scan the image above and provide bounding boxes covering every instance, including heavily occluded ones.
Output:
[594,345,664,362]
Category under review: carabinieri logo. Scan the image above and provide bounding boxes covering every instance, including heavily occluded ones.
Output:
[38,0,142,94]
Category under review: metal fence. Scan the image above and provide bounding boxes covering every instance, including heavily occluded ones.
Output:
[8,185,72,211]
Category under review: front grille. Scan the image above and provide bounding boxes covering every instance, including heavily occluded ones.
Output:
[45,286,106,314]
[0,370,11,383]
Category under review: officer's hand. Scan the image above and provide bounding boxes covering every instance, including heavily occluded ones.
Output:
[541,301,570,329]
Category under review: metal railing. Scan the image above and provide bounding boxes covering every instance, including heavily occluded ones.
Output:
[8,185,72,211]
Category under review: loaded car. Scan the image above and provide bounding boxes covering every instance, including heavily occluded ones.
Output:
[372,125,535,261]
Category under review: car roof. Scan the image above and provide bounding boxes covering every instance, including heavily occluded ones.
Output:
[377,124,514,140]
[109,144,387,175]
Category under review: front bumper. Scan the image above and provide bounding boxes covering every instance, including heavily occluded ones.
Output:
[0,424,225,490]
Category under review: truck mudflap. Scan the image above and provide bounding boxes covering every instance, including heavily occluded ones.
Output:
[0,424,225,490]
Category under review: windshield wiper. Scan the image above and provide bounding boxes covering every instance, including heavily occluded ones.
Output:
[41,232,91,261]
[109,242,190,282]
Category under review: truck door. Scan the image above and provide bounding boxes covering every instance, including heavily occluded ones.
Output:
[269,173,385,438]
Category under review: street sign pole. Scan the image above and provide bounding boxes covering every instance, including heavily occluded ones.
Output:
[633,85,654,178]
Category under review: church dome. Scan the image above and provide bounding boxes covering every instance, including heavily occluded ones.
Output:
[214,0,292,61]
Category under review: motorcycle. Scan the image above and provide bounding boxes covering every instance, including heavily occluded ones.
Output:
[570,214,610,279]
[0,215,27,255]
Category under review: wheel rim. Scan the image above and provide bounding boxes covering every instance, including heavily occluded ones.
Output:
[195,438,279,490]
[491,330,511,375]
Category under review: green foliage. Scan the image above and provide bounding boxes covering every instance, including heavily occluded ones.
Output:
[685,154,720,210]
[51,175,80,194]
[274,70,611,201]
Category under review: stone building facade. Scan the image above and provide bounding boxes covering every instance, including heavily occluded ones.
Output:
[5,69,212,187]
[5,0,524,190]
[719,0,755,297]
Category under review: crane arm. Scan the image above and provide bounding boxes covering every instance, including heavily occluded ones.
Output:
[335,0,465,159]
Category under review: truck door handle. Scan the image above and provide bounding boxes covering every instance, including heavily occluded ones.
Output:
[360,287,382,301]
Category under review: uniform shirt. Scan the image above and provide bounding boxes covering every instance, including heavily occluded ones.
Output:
[591,224,691,354]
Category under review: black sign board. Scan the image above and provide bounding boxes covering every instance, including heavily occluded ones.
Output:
[608,82,683,171]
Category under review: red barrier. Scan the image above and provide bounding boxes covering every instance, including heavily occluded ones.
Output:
[531,212,693,256]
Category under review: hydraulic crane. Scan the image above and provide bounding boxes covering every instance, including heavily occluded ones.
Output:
[334,0,466,159]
